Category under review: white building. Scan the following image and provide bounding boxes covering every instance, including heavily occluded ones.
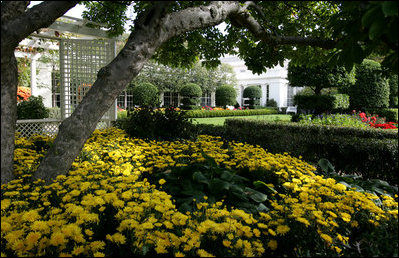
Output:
[219,54,300,108]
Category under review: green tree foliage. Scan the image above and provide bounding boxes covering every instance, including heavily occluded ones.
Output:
[82,1,398,74]
[16,57,31,87]
[17,96,49,120]
[215,84,237,108]
[349,59,390,109]
[327,1,398,72]
[132,82,159,107]
[287,62,355,95]
[129,60,237,94]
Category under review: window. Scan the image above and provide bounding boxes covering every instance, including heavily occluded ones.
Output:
[117,88,134,110]
[163,92,180,107]
[201,92,211,107]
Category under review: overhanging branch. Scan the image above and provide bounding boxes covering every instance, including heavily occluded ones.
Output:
[229,3,336,49]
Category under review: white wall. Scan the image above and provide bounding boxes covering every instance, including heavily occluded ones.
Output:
[33,61,53,108]
[219,55,290,107]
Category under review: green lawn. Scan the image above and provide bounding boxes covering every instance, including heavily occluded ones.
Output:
[190,114,292,125]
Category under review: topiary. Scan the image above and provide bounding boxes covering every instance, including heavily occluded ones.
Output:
[180,83,202,108]
[349,59,389,109]
[132,82,159,107]
[215,84,237,108]
[17,95,49,120]
[243,86,262,108]
[388,74,398,108]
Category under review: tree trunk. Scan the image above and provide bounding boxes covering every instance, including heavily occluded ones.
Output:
[1,54,18,185]
[33,1,243,183]
[1,1,78,184]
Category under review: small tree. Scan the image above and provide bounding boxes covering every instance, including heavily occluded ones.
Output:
[180,83,202,109]
[349,59,389,109]
[243,86,262,108]
[132,82,159,108]
[215,84,237,108]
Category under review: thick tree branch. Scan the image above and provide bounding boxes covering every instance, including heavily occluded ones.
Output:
[2,1,78,51]
[228,4,336,49]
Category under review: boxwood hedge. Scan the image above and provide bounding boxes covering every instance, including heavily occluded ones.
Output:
[186,108,278,118]
[198,119,398,184]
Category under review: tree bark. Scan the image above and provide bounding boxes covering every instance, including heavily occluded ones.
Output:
[1,1,78,184]
[33,1,243,183]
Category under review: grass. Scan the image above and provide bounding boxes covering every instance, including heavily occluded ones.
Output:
[190,114,292,125]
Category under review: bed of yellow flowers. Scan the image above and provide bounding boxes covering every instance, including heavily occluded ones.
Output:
[1,128,398,257]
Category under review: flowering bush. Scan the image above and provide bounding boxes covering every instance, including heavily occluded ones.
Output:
[354,110,398,129]
[1,128,398,257]
[16,87,31,103]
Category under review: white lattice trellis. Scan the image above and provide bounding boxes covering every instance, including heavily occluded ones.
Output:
[60,38,117,120]
[16,119,62,138]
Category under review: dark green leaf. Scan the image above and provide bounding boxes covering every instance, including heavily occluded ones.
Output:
[318,158,335,174]
[192,171,209,186]
[253,180,278,193]
[209,179,231,193]
[245,187,268,202]
[382,2,398,17]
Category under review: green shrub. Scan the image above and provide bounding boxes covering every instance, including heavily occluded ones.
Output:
[349,59,389,109]
[266,98,277,107]
[223,119,398,184]
[118,107,198,141]
[180,83,202,108]
[388,74,398,108]
[47,107,61,120]
[17,96,49,120]
[132,82,159,107]
[243,86,261,109]
[215,84,237,107]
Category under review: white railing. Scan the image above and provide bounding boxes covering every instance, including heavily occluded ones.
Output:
[16,119,61,138]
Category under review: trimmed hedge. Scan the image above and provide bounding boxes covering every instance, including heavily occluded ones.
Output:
[186,108,278,118]
[349,59,389,109]
[219,119,398,184]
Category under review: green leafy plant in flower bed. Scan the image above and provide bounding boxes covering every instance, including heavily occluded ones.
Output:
[297,113,369,128]
[145,152,270,214]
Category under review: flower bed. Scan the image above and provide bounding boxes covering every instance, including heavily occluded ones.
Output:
[1,129,398,257]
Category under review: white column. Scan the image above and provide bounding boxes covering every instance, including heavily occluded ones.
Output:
[261,84,267,106]
[30,57,37,96]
